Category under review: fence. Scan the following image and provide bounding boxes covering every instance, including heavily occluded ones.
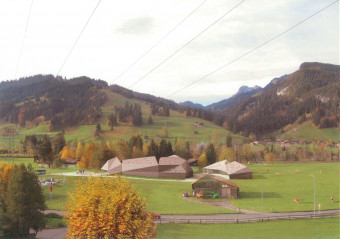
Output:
[157,212,340,224]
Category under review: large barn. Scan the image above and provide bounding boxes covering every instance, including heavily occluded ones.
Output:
[192,174,239,199]
[101,155,193,179]
[159,155,193,179]
[122,156,159,178]
[203,160,252,179]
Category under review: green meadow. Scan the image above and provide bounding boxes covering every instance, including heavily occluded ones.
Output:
[231,162,340,212]
[157,217,339,239]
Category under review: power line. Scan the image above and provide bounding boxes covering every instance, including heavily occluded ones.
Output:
[128,0,246,89]
[56,0,102,77]
[14,0,34,79]
[112,0,208,84]
[167,0,339,98]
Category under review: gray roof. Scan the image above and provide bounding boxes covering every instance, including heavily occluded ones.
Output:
[101,157,121,171]
[122,156,158,171]
[159,155,186,165]
[203,160,251,175]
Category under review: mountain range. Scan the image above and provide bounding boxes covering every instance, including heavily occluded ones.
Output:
[0,62,339,136]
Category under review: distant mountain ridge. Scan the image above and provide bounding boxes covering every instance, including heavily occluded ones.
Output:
[221,62,340,135]
[179,101,204,109]
[206,86,263,111]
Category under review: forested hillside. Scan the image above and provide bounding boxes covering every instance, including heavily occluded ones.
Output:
[0,75,107,130]
[221,62,340,136]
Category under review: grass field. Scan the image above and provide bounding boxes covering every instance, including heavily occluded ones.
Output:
[231,162,340,212]
[41,175,235,214]
[1,156,339,214]
[157,217,339,239]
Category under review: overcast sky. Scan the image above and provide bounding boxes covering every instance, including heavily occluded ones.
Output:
[0,0,338,105]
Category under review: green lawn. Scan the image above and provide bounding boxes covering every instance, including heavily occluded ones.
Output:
[231,162,340,212]
[157,217,339,239]
[41,175,235,214]
[2,157,339,214]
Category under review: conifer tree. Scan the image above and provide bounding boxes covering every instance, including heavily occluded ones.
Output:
[4,164,46,236]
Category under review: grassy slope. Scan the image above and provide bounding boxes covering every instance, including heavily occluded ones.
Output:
[157,218,339,239]
[0,89,240,148]
[231,162,340,212]
[274,119,340,142]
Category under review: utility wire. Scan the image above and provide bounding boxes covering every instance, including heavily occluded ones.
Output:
[56,0,102,77]
[14,0,34,79]
[112,0,209,84]
[128,0,246,88]
[167,0,339,98]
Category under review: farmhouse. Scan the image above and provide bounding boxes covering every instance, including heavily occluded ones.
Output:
[101,157,122,174]
[203,160,253,179]
[101,155,193,179]
[192,174,239,199]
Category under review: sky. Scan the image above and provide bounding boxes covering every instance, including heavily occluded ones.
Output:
[0,0,338,105]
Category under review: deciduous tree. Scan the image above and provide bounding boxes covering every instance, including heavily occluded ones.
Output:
[65,177,157,239]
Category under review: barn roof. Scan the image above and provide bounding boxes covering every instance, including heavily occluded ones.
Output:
[225,161,252,175]
[159,155,186,165]
[122,156,158,171]
[192,174,238,188]
[203,160,252,175]
[101,157,121,171]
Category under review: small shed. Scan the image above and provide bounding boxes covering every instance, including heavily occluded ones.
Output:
[192,174,239,199]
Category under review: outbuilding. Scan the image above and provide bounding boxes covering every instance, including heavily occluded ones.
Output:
[203,160,252,179]
[192,174,239,199]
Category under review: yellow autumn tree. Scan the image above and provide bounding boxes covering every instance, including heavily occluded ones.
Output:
[218,146,236,162]
[60,146,75,159]
[65,177,157,239]
[264,152,276,164]
[75,142,84,160]
[198,153,208,169]
[76,143,94,169]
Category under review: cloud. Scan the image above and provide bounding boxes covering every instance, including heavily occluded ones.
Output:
[116,15,154,35]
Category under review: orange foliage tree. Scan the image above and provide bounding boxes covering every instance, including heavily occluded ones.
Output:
[60,146,75,159]
[65,177,157,238]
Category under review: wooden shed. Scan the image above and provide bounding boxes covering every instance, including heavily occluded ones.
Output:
[192,174,239,199]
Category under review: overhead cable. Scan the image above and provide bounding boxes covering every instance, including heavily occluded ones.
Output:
[128,0,246,88]
[112,0,209,84]
[167,0,339,98]
[56,0,102,76]
[14,0,34,79]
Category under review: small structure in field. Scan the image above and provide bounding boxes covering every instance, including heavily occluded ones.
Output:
[62,158,78,168]
[192,174,239,199]
[203,160,252,179]
[101,157,122,174]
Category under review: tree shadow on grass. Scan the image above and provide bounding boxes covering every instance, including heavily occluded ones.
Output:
[240,191,281,198]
